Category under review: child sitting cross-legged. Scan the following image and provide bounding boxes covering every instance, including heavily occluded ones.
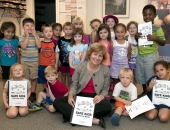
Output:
[29,66,68,112]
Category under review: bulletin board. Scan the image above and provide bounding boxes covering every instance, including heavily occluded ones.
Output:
[56,0,86,30]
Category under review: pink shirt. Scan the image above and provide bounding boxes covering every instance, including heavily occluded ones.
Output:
[83,34,90,45]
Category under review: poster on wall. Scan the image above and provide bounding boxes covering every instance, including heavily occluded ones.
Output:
[125,95,155,119]
[70,96,95,127]
[8,81,27,106]
[58,0,86,23]
[149,0,170,63]
[152,80,170,107]
[138,22,153,46]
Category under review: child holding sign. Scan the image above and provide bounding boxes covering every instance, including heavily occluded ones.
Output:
[2,63,31,118]
[145,60,170,123]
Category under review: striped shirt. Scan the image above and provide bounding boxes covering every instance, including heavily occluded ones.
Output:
[19,34,39,61]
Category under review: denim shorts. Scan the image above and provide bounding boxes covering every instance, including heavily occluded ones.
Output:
[135,53,159,84]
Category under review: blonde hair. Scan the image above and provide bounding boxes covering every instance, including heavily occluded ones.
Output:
[10,63,25,79]
[86,43,107,61]
[119,68,133,81]
[72,16,84,30]
[44,66,58,75]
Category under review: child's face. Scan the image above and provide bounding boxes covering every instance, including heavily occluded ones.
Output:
[12,65,24,78]
[128,24,137,35]
[106,18,115,29]
[155,64,169,80]
[45,73,58,84]
[91,21,101,31]
[3,27,15,40]
[53,26,62,37]
[23,22,35,34]
[119,74,132,87]
[42,27,53,40]
[63,26,73,36]
[74,34,82,44]
[143,9,156,23]
[115,26,126,40]
[74,23,83,29]
[99,28,109,40]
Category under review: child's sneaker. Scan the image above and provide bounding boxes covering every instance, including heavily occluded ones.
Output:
[111,113,120,126]
[41,100,49,108]
[28,103,43,112]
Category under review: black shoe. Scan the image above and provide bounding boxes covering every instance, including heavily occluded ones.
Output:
[62,114,68,123]
[99,118,106,129]
[29,92,36,102]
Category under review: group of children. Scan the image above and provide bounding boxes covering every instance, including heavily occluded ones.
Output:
[0,3,170,127]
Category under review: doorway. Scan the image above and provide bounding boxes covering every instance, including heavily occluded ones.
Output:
[34,0,56,32]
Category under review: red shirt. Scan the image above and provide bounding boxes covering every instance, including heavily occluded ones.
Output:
[82,78,95,93]
[46,80,68,98]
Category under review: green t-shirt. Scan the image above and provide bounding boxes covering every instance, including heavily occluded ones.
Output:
[138,24,165,56]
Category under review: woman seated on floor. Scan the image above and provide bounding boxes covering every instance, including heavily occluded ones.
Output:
[53,43,112,129]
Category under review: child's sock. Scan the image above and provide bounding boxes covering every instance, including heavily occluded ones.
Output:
[111,113,120,126]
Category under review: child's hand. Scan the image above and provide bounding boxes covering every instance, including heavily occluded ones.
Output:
[4,102,9,109]
[149,78,157,89]
[124,100,132,106]
[24,30,29,37]
[135,32,142,38]
[147,34,157,41]
[31,29,37,37]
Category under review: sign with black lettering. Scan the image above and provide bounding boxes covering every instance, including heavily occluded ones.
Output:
[152,80,170,107]
[70,96,95,127]
[138,21,153,46]
[9,81,27,106]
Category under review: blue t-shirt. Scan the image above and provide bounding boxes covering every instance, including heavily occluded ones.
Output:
[0,39,19,66]
[146,75,170,109]
[67,44,88,66]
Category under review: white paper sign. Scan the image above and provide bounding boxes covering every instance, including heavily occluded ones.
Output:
[125,95,155,119]
[9,81,27,106]
[152,80,170,107]
[138,22,153,46]
[71,96,95,127]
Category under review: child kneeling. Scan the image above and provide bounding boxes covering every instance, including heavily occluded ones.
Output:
[29,66,68,112]
[111,68,137,126]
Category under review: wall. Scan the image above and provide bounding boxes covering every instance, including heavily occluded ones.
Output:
[0,0,34,36]
[86,0,148,34]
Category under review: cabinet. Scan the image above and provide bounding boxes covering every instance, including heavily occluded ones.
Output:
[0,0,26,21]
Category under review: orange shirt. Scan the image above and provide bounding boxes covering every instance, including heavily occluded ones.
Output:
[39,41,56,66]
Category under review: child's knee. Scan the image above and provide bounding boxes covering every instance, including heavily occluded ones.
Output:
[19,110,28,117]
[145,113,156,120]
[159,115,169,123]
[47,105,56,113]
[6,111,18,119]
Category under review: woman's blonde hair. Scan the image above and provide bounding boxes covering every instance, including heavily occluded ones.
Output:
[44,66,58,75]
[9,63,25,79]
[119,68,133,82]
[86,43,107,61]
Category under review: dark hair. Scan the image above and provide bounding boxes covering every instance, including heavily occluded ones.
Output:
[90,19,102,26]
[70,28,84,47]
[22,17,35,26]
[41,24,52,32]
[154,60,169,72]
[142,4,156,14]
[114,23,127,39]
[0,21,16,39]
[51,23,62,31]
[96,24,111,42]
